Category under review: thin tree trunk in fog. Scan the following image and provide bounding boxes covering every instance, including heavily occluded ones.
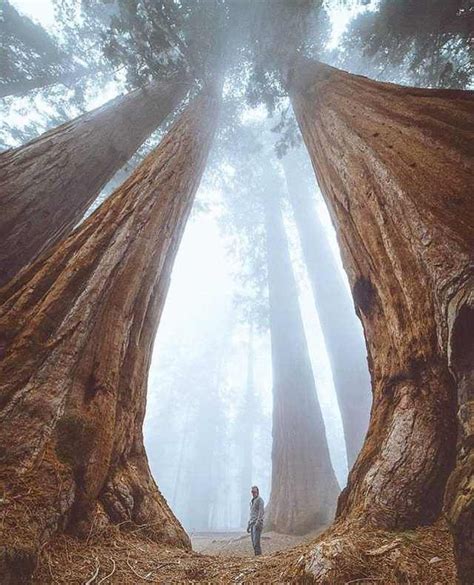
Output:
[0,91,219,583]
[3,0,61,60]
[0,65,90,99]
[172,404,192,509]
[0,65,99,99]
[239,322,256,527]
[264,180,339,535]
[1,0,63,98]
[282,154,371,469]
[0,75,189,287]
[290,59,473,580]
[185,334,229,531]
[186,395,220,531]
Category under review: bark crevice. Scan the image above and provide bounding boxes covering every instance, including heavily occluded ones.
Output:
[0,91,220,583]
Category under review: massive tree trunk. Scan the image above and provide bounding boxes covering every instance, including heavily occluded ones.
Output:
[0,90,219,583]
[282,152,371,469]
[290,59,473,578]
[264,177,339,535]
[0,75,189,287]
[444,288,474,583]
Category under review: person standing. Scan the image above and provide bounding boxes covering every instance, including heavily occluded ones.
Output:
[247,485,264,556]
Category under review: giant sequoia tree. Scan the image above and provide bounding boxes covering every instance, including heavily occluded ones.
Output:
[264,170,339,535]
[289,58,473,582]
[0,90,219,582]
[0,75,189,287]
[283,151,371,468]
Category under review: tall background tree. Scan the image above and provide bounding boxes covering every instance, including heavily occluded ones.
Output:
[282,147,371,468]
[263,167,339,534]
[218,123,342,534]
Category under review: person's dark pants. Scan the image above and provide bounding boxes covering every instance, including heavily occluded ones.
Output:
[250,524,262,556]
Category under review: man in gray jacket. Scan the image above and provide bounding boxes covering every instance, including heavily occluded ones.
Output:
[247,485,264,556]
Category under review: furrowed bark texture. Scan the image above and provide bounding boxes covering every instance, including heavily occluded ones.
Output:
[290,59,474,567]
[264,182,339,535]
[283,152,371,469]
[0,76,189,287]
[444,285,474,583]
[0,91,219,582]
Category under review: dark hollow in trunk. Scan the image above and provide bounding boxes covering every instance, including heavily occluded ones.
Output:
[444,287,474,584]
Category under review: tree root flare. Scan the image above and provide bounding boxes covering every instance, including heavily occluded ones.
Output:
[292,519,456,584]
[26,518,455,583]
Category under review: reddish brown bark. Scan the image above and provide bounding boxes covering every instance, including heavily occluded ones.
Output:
[264,175,339,535]
[0,90,219,583]
[444,287,474,583]
[282,152,371,469]
[289,59,473,571]
[0,75,189,287]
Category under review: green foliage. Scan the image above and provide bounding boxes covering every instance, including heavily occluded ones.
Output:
[0,0,63,97]
[271,106,302,158]
[0,0,121,147]
[340,0,473,88]
[82,0,256,90]
[245,0,328,113]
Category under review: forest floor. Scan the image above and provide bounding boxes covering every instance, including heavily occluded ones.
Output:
[190,528,325,556]
[32,520,456,584]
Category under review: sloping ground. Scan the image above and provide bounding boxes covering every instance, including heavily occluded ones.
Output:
[191,528,326,557]
[32,521,455,583]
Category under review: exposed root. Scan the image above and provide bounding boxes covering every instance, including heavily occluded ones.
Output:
[83,558,100,584]
[97,558,115,584]
[291,519,456,584]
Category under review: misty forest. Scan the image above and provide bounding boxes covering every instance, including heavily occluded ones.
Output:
[0,0,473,583]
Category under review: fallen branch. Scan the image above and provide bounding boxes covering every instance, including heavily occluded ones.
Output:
[84,558,100,585]
[97,558,116,584]
[344,579,384,584]
[366,540,402,556]
[126,559,154,581]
